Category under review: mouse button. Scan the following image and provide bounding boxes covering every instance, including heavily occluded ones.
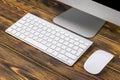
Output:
[84,50,114,74]
[84,54,103,74]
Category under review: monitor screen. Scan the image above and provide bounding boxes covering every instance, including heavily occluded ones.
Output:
[93,0,119,11]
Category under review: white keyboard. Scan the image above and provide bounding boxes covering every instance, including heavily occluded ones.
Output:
[5,13,93,66]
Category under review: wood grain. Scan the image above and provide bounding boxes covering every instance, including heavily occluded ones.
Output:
[0,43,68,80]
[0,0,120,80]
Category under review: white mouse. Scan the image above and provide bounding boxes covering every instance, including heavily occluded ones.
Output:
[84,50,114,74]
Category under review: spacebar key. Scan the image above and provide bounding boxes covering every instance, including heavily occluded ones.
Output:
[25,37,48,50]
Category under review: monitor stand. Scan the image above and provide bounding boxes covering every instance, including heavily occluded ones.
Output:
[53,8,105,38]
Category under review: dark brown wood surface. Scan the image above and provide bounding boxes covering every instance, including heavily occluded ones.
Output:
[0,0,120,80]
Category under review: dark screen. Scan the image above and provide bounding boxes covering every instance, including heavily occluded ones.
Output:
[93,0,119,11]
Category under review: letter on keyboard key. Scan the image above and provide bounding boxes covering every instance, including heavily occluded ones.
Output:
[25,37,48,50]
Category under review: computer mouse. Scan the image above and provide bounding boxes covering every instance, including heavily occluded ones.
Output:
[84,50,114,74]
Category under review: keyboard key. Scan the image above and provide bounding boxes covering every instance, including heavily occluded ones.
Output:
[25,37,48,50]
[71,50,77,54]
[11,30,17,34]
[52,51,59,56]
[58,54,69,61]
[67,59,75,66]
[65,52,77,60]
[19,34,26,39]
[15,32,21,36]
[51,45,56,49]
[6,28,13,32]
[73,46,79,50]
[61,50,66,54]
[47,48,54,54]
[79,44,87,49]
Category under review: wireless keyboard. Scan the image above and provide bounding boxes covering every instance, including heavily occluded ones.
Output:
[5,13,93,66]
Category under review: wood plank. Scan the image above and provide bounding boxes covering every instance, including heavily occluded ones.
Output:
[95,23,120,43]
[0,43,68,80]
[3,0,64,22]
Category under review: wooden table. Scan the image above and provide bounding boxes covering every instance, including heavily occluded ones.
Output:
[0,0,120,80]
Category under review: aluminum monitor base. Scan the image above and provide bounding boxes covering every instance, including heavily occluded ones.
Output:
[53,8,105,38]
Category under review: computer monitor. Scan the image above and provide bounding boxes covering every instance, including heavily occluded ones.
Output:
[53,0,120,38]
